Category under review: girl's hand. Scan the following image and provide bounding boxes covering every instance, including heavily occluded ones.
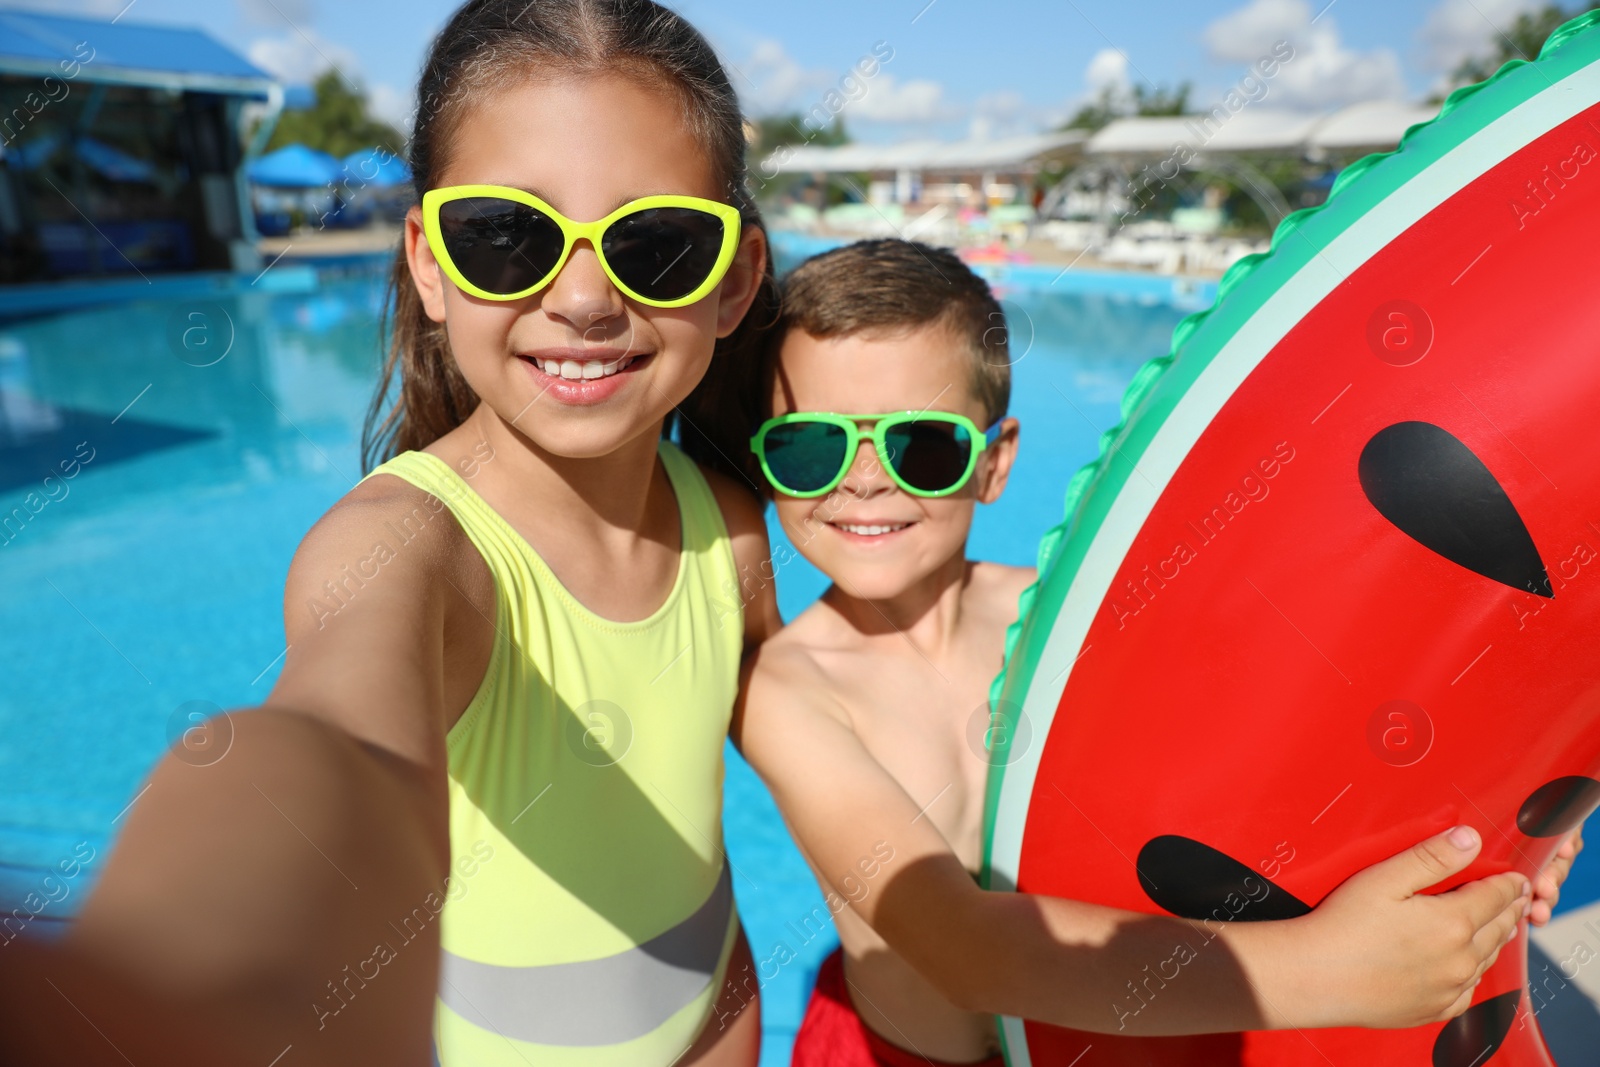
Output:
[1286,825,1530,1030]
[1529,828,1584,927]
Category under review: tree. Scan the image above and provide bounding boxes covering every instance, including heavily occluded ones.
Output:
[1450,3,1600,86]
[1062,81,1192,133]
[751,112,849,153]
[744,112,850,206]
[1063,88,1123,132]
[264,70,405,158]
[1132,82,1191,118]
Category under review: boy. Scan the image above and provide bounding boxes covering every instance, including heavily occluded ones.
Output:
[733,239,1578,1066]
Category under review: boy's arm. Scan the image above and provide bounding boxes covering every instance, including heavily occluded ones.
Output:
[739,651,1530,1037]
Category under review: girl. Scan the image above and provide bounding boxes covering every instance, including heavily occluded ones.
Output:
[335,2,785,1062]
[3,3,780,1066]
[301,2,785,1063]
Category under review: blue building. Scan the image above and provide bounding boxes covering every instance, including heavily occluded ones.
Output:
[0,10,282,286]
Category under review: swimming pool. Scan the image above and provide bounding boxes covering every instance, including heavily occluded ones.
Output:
[0,243,1592,1064]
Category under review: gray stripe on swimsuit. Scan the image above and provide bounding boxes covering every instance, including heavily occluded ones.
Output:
[438,864,732,1046]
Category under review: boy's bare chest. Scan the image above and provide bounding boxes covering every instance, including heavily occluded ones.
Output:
[838,659,993,871]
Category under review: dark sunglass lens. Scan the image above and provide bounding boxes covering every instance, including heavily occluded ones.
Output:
[438,197,564,295]
[885,420,973,492]
[602,207,725,301]
[763,422,849,494]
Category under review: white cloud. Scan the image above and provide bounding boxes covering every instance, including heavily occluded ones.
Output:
[728,38,958,129]
[1085,48,1132,95]
[1417,0,1540,73]
[732,39,836,116]
[1204,0,1309,63]
[367,82,415,133]
[1203,0,1405,107]
[1274,33,1405,107]
[1041,48,1134,130]
[236,0,314,27]
[847,74,958,124]
[969,90,1029,140]
[247,28,360,86]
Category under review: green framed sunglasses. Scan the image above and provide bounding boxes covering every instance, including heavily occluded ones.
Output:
[750,411,1003,499]
[421,185,743,308]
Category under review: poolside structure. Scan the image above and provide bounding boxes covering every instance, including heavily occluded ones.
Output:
[0,10,302,315]
[1083,100,1432,160]
[767,130,1087,209]
[759,102,1439,274]
[762,103,1435,222]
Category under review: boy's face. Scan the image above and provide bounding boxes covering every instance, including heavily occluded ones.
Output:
[768,322,1019,602]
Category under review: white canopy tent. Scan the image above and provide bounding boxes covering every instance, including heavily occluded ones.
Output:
[1085,100,1438,160]
[758,100,1434,212]
[766,130,1087,177]
[1306,100,1436,152]
[761,100,1434,180]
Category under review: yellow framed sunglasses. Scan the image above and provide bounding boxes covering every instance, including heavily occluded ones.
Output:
[421,185,744,308]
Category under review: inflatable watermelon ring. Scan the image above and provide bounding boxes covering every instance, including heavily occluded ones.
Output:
[983,11,1600,1067]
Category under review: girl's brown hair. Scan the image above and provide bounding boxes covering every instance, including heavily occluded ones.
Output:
[774,239,1011,425]
[361,0,777,489]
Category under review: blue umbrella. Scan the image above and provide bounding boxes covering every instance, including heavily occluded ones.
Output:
[247,144,341,188]
[341,148,411,188]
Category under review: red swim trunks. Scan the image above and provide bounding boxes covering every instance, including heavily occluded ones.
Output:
[790,948,1005,1067]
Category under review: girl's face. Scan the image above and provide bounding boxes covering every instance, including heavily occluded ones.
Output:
[405,71,767,459]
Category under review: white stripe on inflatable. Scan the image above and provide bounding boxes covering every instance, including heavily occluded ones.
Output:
[1000,1016,1034,1067]
[1527,898,1600,1037]
[990,54,1600,972]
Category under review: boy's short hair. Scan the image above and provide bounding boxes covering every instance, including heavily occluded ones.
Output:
[773,239,1011,425]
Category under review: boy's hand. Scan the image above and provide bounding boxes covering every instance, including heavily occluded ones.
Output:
[1530,828,1584,927]
[1287,825,1530,1030]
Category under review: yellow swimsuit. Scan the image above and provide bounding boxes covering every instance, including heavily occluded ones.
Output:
[366,440,743,1067]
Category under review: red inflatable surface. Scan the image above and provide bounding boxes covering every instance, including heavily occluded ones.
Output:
[985,18,1600,1067]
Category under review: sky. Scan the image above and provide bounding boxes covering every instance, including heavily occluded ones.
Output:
[6,0,1567,142]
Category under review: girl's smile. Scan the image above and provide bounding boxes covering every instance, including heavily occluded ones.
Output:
[516,348,654,406]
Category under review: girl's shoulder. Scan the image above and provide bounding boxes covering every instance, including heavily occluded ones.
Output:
[269,464,497,770]
[290,465,490,615]
[320,464,471,549]
[693,460,767,545]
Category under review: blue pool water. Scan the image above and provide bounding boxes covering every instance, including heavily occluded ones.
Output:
[0,242,1593,1064]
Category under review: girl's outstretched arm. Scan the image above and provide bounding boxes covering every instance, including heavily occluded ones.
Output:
[738,644,1532,1037]
[0,476,493,1066]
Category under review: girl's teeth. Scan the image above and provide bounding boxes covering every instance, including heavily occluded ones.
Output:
[839,523,908,536]
[535,356,633,380]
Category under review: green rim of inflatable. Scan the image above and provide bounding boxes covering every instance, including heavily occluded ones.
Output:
[981,9,1600,880]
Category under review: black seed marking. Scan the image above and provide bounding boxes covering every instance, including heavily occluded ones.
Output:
[1359,421,1552,597]
[1136,836,1311,922]
[1432,989,1520,1067]
[1517,776,1600,837]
